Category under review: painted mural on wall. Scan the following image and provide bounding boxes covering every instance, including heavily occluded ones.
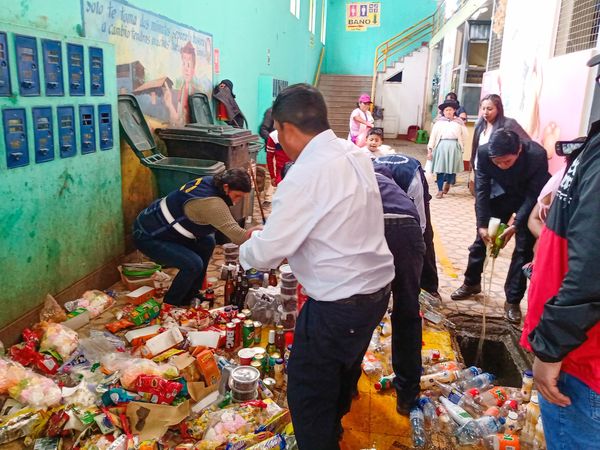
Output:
[346,2,381,31]
[83,0,213,126]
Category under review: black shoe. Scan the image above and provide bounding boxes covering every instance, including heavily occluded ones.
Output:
[504,302,522,324]
[451,283,481,300]
[396,397,417,416]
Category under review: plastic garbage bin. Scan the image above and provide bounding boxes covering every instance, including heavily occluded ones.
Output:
[118,94,225,197]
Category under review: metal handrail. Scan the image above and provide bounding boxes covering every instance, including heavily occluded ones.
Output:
[370,14,434,101]
[313,46,325,86]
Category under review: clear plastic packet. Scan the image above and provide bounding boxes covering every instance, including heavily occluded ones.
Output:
[39,294,67,323]
[37,321,79,361]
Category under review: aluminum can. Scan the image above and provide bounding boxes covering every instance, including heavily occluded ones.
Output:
[231,318,242,347]
[253,321,263,344]
[225,322,236,350]
[242,320,255,348]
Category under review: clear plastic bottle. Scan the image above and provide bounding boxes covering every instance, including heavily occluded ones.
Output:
[439,396,473,427]
[456,416,505,445]
[455,372,495,391]
[424,360,461,374]
[435,381,483,415]
[504,410,521,434]
[418,397,438,430]
[521,370,534,403]
[410,407,426,448]
[471,386,509,408]
[455,366,483,381]
[532,417,545,450]
[420,370,458,389]
[434,400,459,434]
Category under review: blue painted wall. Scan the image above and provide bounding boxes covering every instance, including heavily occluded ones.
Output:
[323,0,437,75]
[0,0,325,329]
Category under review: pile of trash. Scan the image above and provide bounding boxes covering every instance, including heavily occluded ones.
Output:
[362,292,544,450]
[0,280,296,449]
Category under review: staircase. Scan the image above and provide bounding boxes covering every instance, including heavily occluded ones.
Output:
[318,74,373,138]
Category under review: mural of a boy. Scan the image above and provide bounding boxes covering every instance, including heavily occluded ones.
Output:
[164,41,203,125]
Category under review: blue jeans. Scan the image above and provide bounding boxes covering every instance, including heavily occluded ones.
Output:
[539,372,600,450]
[133,223,215,306]
[436,173,456,191]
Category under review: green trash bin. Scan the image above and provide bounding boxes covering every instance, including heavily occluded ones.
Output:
[118,94,225,197]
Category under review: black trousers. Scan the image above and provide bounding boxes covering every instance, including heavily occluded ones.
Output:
[463,197,535,304]
[385,218,425,404]
[287,285,390,450]
[420,201,439,293]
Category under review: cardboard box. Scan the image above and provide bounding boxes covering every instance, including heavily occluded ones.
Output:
[141,327,184,358]
[124,324,162,346]
[187,330,221,349]
[126,286,156,305]
[61,308,91,331]
[195,349,220,386]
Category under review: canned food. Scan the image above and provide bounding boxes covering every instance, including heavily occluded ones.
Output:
[241,309,252,319]
[253,321,263,344]
[225,322,236,350]
[263,377,277,390]
[237,313,247,322]
[250,360,262,376]
[242,320,255,348]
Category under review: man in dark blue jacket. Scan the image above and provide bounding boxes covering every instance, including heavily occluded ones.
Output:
[451,130,549,323]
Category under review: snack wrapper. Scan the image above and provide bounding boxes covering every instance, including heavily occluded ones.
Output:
[64,290,114,318]
[100,353,179,390]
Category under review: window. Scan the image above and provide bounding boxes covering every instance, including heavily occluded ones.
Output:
[555,0,600,56]
[309,0,316,34]
[320,0,327,44]
[487,0,507,70]
[290,0,300,18]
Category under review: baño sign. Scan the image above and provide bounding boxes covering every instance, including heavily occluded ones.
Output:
[346,2,381,31]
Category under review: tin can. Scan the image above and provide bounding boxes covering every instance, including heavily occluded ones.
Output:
[241,309,252,319]
[225,322,236,350]
[253,321,262,344]
[250,360,262,376]
[224,306,232,319]
[269,352,281,369]
[231,318,242,347]
[231,305,239,319]
[242,320,255,347]
[253,353,265,368]
[237,313,247,322]
[263,377,277,390]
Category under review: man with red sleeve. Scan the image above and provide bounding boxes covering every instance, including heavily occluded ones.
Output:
[265,129,291,187]
[520,54,600,449]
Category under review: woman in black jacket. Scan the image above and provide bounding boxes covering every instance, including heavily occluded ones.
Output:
[470,94,530,171]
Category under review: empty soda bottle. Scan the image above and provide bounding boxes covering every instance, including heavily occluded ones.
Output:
[435,381,483,415]
[434,400,459,434]
[455,366,483,381]
[374,373,395,391]
[455,372,495,391]
[470,386,509,408]
[482,433,521,450]
[456,415,506,445]
[418,397,438,430]
[410,407,426,448]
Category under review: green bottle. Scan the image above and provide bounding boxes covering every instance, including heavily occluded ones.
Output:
[491,223,508,258]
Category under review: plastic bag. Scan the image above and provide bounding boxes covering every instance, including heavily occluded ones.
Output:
[0,357,62,408]
[100,353,179,390]
[424,159,434,182]
[37,322,79,361]
[361,351,383,376]
[64,290,114,318]
[39,294,67,323]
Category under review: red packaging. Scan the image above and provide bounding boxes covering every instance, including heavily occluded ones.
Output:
[231,318,242,347]
[35,352,61,375]
[46,409,70,437]
[134,375,183,404]
[207,325,226,348]
[195,349,220,385]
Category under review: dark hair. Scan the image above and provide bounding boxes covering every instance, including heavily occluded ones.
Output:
[488,129,521,157]
[214,168,251,192]
[367,127,384,139]
[272,83,330,135]
[480,94,505,123]
[445,92,458,101]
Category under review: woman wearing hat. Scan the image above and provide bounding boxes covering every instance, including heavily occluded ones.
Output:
[427,101,468,198]
[348,93,374,146]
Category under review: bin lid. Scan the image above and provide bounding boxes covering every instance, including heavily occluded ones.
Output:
[118,94,157,156]
[156,125,259,146]
[189,93,214,125]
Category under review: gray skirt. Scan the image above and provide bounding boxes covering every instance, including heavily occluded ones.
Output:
[431,139,463,174]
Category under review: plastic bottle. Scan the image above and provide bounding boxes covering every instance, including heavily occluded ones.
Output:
[456,416,505,445]
[455,366,483,381]
[409,407,426,448]
[374,373,395,391]
[521,370,534,402]
[439,396,473,427]
[204,283,215,308]
[532,417,545,450]
[504,411,521,434]
[455,372,495,391]
[266,330,277,355]
[491,223,508,258]
[434,400,459,434]
[420,370,458,389]
[482,433,521,450]
[224,271,235,306]
[418,397,438,430]
[424,360,461,374]
[471,386,509,408]
[521,394,540,445]
[436,382,482,415]
[499,399,519,417]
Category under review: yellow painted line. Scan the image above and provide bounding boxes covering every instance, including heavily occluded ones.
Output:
[433,224,458,278]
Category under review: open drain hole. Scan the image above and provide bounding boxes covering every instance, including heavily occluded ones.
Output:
[447,315,533,388]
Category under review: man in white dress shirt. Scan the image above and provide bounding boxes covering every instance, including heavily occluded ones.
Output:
[240,84,394,449]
